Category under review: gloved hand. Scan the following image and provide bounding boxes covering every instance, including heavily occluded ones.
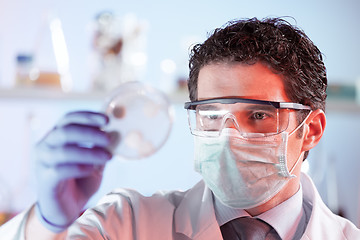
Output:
[34,111,118,232]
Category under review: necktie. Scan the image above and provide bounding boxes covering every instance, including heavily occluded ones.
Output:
[220,217,282,240]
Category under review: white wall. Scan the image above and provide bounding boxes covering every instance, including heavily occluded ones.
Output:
[0,0,360,90]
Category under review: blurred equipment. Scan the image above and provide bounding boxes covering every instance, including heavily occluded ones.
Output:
[15,14,72,91]
[0,177,12,226]
[103,81,173,159]
[15,54,36,87]
[90,11,148,92]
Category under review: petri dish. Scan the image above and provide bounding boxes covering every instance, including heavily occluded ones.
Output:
[103,81,174,160]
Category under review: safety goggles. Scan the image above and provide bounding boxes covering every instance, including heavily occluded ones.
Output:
[184,98,311,138]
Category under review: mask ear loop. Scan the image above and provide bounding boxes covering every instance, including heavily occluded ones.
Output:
[288,110,312,137]
[288,110,313,176]
[289,154,303,176]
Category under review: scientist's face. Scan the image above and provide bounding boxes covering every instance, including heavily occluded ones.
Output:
[197,61,306,212]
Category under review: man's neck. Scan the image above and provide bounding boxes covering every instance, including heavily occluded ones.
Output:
[245,177,301,216]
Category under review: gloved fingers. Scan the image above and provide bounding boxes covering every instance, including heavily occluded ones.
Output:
[57,111,109,128]
[45,163,104,182]
[37,144,112,166]
[44,123,117,147]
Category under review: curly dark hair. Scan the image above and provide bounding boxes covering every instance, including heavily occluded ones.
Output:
[188,17,327,111]
[187,17,327,159]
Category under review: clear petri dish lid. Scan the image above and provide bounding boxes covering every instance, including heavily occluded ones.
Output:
[103,81,174,160]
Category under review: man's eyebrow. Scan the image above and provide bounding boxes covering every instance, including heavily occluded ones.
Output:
[242,104,275,111]
[196,103,277,112]
[197,104,220,110]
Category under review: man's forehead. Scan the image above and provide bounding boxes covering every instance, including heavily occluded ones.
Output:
[197,62,291,102]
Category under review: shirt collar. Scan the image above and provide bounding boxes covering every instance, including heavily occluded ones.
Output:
[214,185,304,240]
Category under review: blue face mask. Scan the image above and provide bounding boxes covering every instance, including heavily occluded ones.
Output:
[194,115,308,209]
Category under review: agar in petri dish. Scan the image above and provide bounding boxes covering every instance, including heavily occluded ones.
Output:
[103,81,174,160]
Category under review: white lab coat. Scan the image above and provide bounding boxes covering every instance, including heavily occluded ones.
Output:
[1,173,359,239]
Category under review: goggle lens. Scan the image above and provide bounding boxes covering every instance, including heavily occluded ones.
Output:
[187,102,291,138]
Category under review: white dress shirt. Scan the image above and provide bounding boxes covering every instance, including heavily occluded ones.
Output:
[214,185,309,240]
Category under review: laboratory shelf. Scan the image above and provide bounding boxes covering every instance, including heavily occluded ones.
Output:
[0,87,359,112]
[0,87,189,104]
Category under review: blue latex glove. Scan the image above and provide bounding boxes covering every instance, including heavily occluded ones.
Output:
[34,111,117,232]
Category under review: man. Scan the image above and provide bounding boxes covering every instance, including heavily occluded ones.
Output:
[1,17,360,239]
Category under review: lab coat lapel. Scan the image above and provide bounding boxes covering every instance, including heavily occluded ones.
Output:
[300,173,360,239]
[174,181,223,240]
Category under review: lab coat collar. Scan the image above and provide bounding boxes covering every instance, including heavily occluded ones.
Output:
[174,180,223,240]
[300,172,360,239]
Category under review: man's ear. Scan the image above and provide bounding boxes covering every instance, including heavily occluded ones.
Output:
[302,109,326,152]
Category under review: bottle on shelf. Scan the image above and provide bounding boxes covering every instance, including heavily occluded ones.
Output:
[15,13,72,92]
[15,53,38,87]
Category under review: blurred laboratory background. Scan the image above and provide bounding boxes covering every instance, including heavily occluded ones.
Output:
[0,0,360,228]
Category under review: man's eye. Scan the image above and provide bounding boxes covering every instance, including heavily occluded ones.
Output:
[199,110,224,120]
[207,114,219,120]
[251,112,267,120]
